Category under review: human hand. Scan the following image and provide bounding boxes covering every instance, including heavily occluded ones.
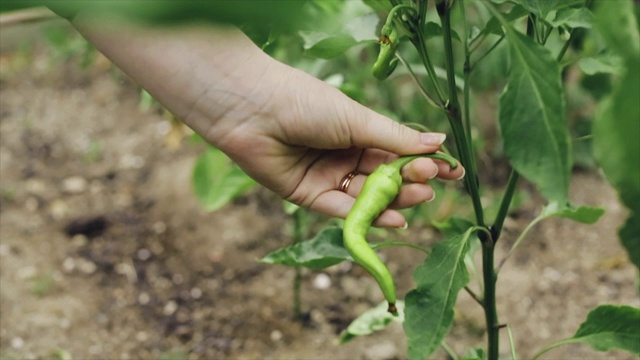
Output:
[208,61,465,228]
[70,19,464,227]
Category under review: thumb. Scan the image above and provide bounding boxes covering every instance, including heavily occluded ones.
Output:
[349,106,446,155]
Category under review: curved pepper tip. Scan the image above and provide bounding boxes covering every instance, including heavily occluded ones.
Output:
[387,302,399,316]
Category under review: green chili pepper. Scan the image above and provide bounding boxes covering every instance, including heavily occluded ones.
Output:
[372,23,400,80]
[343,153,459,315]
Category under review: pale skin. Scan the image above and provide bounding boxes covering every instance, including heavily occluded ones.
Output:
[69,14,465,228]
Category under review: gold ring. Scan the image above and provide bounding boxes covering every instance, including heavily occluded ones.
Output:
[338,171,358,193]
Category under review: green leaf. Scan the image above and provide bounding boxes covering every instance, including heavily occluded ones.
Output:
[578,55,622,76]
[593,0,640,61]
[192,147,257,212]
[362,0,393,14]
[431,216,475,237]
[572,305,640,354]
[480,5,529,38]
[300,32,360,59]
[513,0,560,18]
[592,0,640,270]
[300,3,378,59]
[424,22,462,42]
[260,227,410,269]
[535,305,640,357]
[499,29,570,204]
[260,227,349,270]
[540,202,605,224]
[619,213,640,269]
[404,230,474,360]
[549,8,594,29]
[460,348,487,360]
[338,300,404,343]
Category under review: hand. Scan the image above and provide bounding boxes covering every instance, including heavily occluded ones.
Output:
[209,62,465,227]
[70,18,464,227]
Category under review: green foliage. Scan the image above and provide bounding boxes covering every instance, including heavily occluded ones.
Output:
[571,305,640,354]
[299,2,379,59]
[258,1,637,357]
[260,227,350,270]
[339,300,405,343]
[260,226,407,270]
[533,305,640,358]
[540,202,604,224]
[404,230,474,360]
[592,0,640,270]
[300,32,362,59]
[191,147,257,212]
[499,26,570,204]
[10,0,633,357]
[548,7,594,29]
[460,348,487,360]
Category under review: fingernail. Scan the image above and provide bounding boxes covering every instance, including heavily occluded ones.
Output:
[400,222,408,230]
[426,192,436,202]
[421,132,446,146]
[455,166,466,180]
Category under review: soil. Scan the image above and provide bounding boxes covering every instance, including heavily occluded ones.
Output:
[0,20,638,360]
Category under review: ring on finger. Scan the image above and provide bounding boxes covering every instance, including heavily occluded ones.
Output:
[338,171,359,193]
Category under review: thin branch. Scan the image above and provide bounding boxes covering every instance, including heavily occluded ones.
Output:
[395,53,441,110]
[0,7,58,27]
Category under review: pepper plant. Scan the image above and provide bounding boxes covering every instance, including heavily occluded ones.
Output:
[5,0,636,358]
[261,0,640,359]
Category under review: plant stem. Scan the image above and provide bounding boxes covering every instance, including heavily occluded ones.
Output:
[497,215,544,273]
[412,0,447,105]
[464,285,484,308]
[441,340,459,359]
[395,53,441,109]
[507,324,518,360]
[437,0,485,228]
[481,239,499,360]
[490,170,520,242]
[460,0,478,195]
[292,209,305,320]
[472,35,505,67]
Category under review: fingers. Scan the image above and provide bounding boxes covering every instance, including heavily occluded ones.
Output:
[348,108,448,155]
[436,160,466,180]
[356,155,465,183]
[309,159,459,228]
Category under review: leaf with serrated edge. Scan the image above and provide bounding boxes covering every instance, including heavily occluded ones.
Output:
[260,227,349,270]
[536,305,640,357]
[404,230,473,359]
[499,29,570,203]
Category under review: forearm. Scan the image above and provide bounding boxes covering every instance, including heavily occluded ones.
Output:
[70,12,284,145]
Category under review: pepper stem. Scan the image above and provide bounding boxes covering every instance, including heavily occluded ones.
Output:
[390,153,459,171]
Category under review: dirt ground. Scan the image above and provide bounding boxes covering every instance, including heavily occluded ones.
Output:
[0,20,638,360]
